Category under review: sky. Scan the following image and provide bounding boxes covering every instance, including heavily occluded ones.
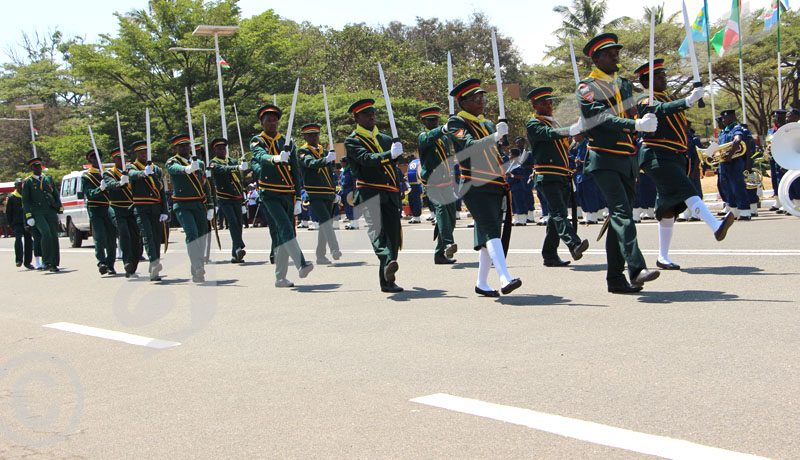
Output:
[0,0,766,66]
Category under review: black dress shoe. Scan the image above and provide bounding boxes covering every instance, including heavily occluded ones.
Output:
[230,258,244,264]
[316,257,332,265]
[656,260,681,270]
[15,261,22,267]
[98,263,108,275]
[569,239,589,261]
[608,283,643,294]
[381,282,404,293]
[500,278,522,295]
[715,212,734,241]
[444,243,458,259]
[384,260,398,283]
[475,286,500,297]
[434,255,457,265]
[235,248,246,261]
[631,268,660,286]
[107,267,117,275]
[736,215,751,221]
[24,263,35,270]
[192,274,205,283]
[49,266,60,273]
[543,259,571,267]
[331,249,342,260]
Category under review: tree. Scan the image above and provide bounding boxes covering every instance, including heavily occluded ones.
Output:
[552,0,630,39]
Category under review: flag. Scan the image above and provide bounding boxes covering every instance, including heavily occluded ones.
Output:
[219,57,230,70]
[711,0,741,56]
[33,127,39,136]
[679,6,709,57]
[764,0,788,31]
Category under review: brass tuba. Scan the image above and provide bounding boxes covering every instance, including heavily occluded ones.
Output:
[771,121,800,217]
[702,140,748,168]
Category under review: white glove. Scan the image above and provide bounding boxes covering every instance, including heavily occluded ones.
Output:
[518,149,530,166]
[441,122,449,134]
[325,151,336,163]
[334,194,341,204]
[685,86,705,107]
[494,121,509,142]
[705,141,720,157]
[635,113,658,133]
[120,175,130,185]
[238,161,249,170]
[205,169,212,178]
[293,201,302,215]
[568,118,584,136]
[99,181,107,191]
[144,165,154,175]
[159,214,168,222]
[185,160,200,174]
[242,205,247,214]
[277,150,290,163]
[390,142,403,159]
[206,209,214,221]
[27,218,35,227]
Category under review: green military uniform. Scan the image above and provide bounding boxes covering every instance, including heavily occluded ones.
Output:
[166,134,213,281]
[447,109,505,251]
[344,99,403,291]
[577,33,648,289]
[102,154,142,277]
[525,87,585,264]
[250,104,310,283]
[126,141,168,280]
[209,138,246,262]
[634,61,695,221]
[81,150,117,274]
[417,106,457,262]
[21,158,62,270]
[296,124,341,263]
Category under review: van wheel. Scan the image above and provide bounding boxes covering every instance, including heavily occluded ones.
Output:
[68,220,83,248]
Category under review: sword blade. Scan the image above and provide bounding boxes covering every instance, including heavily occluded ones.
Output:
[88,125,105,174]
[378,62,399,140]
[569,39,581,85]
[648,10,655,107]
[145,107,152,163]
[234,104,245,159]
[185,87,196,159]
[323,85,335,150]
[285,78,300,146]
[491,30,505,119]
[203,115,210,164]
[447,51,455,116]
[682,1,703,83]
[115,111,125,167]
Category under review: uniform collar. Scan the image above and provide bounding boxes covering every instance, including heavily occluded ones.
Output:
[458,110,486,124]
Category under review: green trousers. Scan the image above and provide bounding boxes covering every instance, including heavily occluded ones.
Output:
[261,193,306,280]
[462,187,503,250]
[110,207,142,273]
[31,210,60,267]
[88,206,117,269]
[309,197,340,260]
[357,189,402,288]
[218,198,245,258]
[174,201,209,276]
[429,190,456,258]
[133,204,162,263]
[537,180,581,261]
[592,169,647,287]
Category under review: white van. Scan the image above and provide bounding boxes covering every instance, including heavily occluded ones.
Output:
[58,170,92,247]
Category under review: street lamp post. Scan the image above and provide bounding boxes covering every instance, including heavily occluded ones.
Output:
[14,103,45,158]
[169,25,238,140]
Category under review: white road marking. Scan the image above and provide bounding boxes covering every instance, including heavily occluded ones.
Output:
[411,394,772,460]
[43,322,180,349]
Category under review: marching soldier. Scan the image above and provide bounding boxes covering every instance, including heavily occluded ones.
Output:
[406,155,423,223]
[250,104,313,287]
[166,134,214,283]
[296,123,342,264]
[634,58,734,270]
[103,147,142,278]
[82,149,117,275]
[127,140,168,281]
[6,178,34,269]
[416,106,458,264]
[715,109,751,220]
[21,157,62,272]
[208,137,248,263]
[525,86,589,267]
[446,79,521,297]
[767,110,787,211]
[507,148,530,226]
[577,33,659,293]
[344,98,404,293]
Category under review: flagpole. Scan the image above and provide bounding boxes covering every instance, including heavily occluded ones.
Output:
[703,0,718,136]
[736,0,747,126]
[777,0,782,109]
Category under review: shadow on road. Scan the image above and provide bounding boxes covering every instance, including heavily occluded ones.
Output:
[568,264,606,272]
[154,278,190,285]
[636,289,794,304]
[387,287,466,302]
[331,261,367,268]
[43,269,77,275]
[241,261,268,266]
[496,294,608,307]
[682,266,798,276]
[450,262,478,269]
[292,283,342,292]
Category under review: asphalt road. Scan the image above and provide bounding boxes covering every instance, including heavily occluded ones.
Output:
[1,209,798,459]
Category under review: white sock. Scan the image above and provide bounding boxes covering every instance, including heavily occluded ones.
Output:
[486,238,512,286]
[35,256,41,267]
[477,247,492,291]
[750,203,758,214]
[658,219,675,264]
[527,211,535,220]
[685,196,721,232]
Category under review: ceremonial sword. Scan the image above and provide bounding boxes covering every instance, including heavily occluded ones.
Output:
[203,114,222,251]
[447,51,455,116]
[378,62,400,143]
[88,125,105,175]
[491,30,508,146]
[115,111,126,170]
[681,0,706,108]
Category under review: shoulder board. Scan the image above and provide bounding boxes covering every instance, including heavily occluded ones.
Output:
[577,83,595,102]
[166,158,175,164]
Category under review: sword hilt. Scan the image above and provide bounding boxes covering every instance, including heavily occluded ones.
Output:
[693,81,706,108]
[498,118,509,147]
[644,106,656,114]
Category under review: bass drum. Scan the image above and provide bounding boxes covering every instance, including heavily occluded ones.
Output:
[778,169,800,217]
